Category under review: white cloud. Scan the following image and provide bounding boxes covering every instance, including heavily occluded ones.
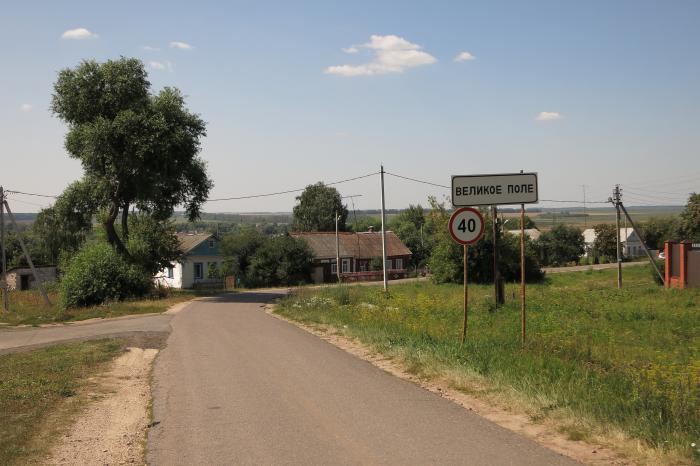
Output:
[169,41,193,50]
[61,28,98,40]
[19,104,33,112]
[325,34,437,76]
[536,111,562,121]
[454,51,475,62]
[142,45,160,52]
[148,61,173,72]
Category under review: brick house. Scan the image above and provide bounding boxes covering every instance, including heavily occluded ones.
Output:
[4,266,57,291]
[291,231,412,284]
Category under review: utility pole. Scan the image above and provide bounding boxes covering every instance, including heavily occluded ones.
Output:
[491,205,504,306]
[612,185,623,289]
[0,186,7,311]
[3,199,51,305]
[380,165,388,292]
[335,211,341,283]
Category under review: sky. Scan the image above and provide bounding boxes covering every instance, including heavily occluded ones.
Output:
[1,0,699,213]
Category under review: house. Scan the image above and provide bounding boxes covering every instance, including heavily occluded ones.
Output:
[508,228,541,241]
[4,266,57,290]
[291,231,412,284]
[582,228,645,257]
[155,233,224,289]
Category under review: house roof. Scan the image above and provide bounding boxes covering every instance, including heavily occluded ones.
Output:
[176,233,214,253]
[291,231,412,260]
[508,228,541,241]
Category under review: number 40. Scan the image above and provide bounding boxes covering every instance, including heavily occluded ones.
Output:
[458,217,476,233]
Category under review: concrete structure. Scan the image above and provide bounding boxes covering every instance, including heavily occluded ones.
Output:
[292,231,412,284]
[155,233,224,289]
[4,266,57,291]
[665,241,700,289]
[582,227,645,258]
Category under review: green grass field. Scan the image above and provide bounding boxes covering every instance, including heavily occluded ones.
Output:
[277,267,700,464]
[0,289,198,326]
[0,339,124,465]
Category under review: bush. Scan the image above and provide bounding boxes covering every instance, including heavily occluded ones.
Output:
[59,242,151,308]
[244,236,313,287]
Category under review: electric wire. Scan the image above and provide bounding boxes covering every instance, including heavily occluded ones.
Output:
[205,172,379,201]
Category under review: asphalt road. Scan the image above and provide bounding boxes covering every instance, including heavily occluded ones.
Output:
[0,312,173,354]
[147,292,580,466]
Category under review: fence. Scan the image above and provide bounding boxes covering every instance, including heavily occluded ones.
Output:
[664,241,700,289]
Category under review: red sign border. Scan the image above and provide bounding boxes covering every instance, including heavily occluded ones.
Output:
[448,207,485,245]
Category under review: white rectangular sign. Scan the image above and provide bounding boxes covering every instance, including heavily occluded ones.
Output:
[451,173,538,206]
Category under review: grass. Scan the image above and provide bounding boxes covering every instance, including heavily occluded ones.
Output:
[276,266,700,464]
[0,339,125,465]
[0,289,200,326]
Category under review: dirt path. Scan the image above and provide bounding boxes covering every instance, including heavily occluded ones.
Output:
[45,347,157,466]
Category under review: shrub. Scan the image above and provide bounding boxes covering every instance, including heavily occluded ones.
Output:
[59,242,151,308]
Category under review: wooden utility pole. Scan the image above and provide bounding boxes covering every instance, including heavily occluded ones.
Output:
[520,202,526,347]
[491,205,504,306]
[380,165,388,292]
[335,211,341,283]
[613,185,623,289]
[462,245,468,344]
[0,187,7,311]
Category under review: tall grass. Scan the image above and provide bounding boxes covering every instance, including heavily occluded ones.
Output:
[277,266,700,463]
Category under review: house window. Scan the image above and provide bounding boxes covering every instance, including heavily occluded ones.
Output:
[194,262,203,280]
[342,258,351,273]
[208,239,215,249]
[386,259,393,270]
[167,266,174,279]
[395,258,404,270]
[359,261,367,272]
[331,261,337,274]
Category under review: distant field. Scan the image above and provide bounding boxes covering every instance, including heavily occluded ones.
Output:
[504,206,683,231]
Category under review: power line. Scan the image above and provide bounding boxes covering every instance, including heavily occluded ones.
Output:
[205,172,379,202]
[384,171,451,189]
[5,190,58,199]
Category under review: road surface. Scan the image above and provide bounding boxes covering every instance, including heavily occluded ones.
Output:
[148,291,579,465]
[543,260,647,274]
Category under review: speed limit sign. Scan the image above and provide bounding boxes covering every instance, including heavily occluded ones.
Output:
[448,207,484,245]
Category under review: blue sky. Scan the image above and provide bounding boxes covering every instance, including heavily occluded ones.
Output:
[1,0,699,212]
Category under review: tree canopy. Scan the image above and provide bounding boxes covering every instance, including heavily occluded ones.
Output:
[593,223,618,260]
[536,225,585,266]
[51,57,211,255]
[679,193,700,241]
[292,183,348,232]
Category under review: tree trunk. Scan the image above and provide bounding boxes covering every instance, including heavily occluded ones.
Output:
[104,201,128,256]
[121,202,129,242]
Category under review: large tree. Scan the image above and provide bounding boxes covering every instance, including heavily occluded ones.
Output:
[536,225,585,266]
[292,183,348,232]
[592,224,618,260]
[679,193,700,241]
[51,57,212,255]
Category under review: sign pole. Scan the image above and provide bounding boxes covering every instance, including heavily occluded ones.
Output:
[520,202,526,348]
[462,244,468,344]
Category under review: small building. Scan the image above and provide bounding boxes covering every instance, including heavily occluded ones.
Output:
[508,228,541,241]
[4,266,57,291]
[154,233,224,289]
[291,231,412,284]
[582,227,645,257]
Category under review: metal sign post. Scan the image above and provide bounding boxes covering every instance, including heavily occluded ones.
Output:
[451,172,538,347]
[448,207,485,344]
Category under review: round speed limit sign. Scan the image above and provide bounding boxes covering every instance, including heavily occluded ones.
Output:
[448,207,485,245]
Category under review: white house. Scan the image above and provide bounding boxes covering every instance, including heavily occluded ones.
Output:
[155,233,225,289]
[582,228,645,258]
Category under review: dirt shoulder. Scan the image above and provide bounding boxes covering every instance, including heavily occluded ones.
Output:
[45,347,157,466]
[268,305,638,466]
